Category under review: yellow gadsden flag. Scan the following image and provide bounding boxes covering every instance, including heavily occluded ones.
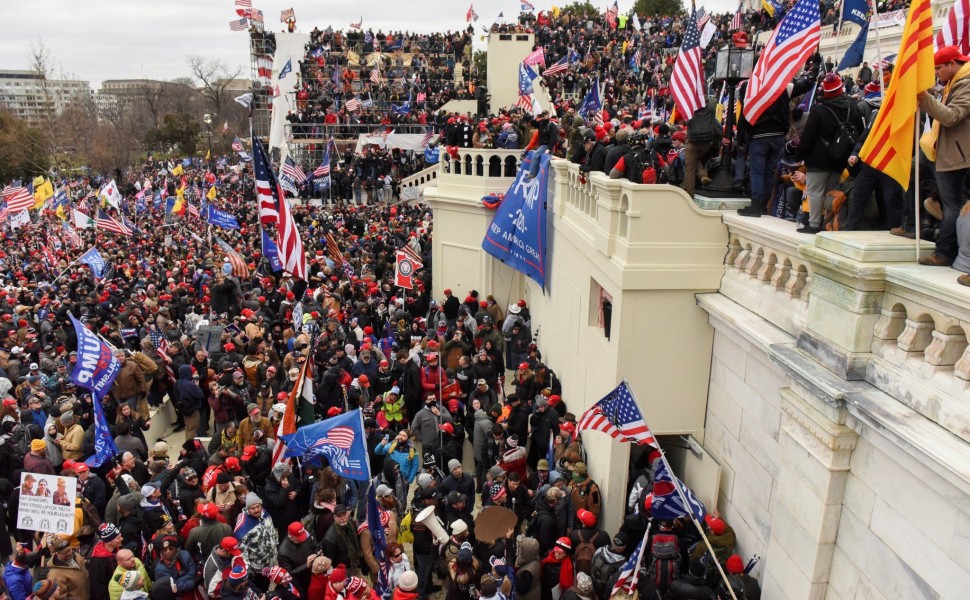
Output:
[858,0,934,189]
[32,176,53,209]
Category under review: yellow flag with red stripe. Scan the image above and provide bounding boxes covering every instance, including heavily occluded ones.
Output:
[858,0,935,189]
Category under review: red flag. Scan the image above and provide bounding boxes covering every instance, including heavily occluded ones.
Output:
[395,249,423,289]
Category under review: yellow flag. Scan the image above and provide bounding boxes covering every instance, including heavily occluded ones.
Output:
[32,178,53,209]
[205,149,211,160]
[551,4,560,17]
[172,164,184,176]
[206,186,217,200]
[56,204,67,221]
[858,0,934,189]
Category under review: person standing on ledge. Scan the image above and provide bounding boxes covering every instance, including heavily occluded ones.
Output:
[522,111,557,180]
[917,46,970,267]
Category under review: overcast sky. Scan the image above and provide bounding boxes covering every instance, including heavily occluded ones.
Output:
[0,0,734,89]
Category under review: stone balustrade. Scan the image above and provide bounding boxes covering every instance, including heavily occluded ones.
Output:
[439,148,521,180]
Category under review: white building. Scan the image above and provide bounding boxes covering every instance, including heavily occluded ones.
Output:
[0,70,90,123]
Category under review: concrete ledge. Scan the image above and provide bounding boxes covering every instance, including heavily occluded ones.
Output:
[694,195,750,211]
[814,231,933,263]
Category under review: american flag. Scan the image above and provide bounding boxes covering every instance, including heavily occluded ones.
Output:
[466,4,478,22]
[371,66,381,84]
[235,0,251,10]
[669,6,705,120]
[611,529,650,597]
[252,135,307,280]
[240,8,263,23]
[187,203,200,219]
[732,1,745,31]
[936,0,970,53]
[743,0,821,124]
[350,17,362,29]
[151,333,176,384]
[543,55,569,76]
[345,96,361,112]
[521,0,535,10]
[577,380,657,445]
[229,17,249,31]
[696,6,710,29]
[232,138,244,153]
[516,94,535,111]
[271,358,309,470]
[0,202,8,223]
[313,139,334,178]
[95,209,131,236]
[420,128,435,147]
[62,222,82,248]
[214,236,250,278]
[2,186,34,213]
[281,156,307,182]
[606,1,619,28]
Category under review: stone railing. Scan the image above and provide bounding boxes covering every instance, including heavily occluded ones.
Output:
[720,214,813,338]
[399,164,438,201]
[439,148,521,180]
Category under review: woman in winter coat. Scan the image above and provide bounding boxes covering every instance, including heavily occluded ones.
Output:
[540,537,575,600]
[115,404,150,449]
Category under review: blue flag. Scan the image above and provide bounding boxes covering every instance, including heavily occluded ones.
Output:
[579,77,602,119]
[68,315,122,467]
[837,23,869,71]
[279,58,292,79]
[367,484,390,597]
[281,409,372,481]
[78,247,107,278]
[481,153,550,288]
[518,63,535,96]
[181,158,192,167]
[262,229,284,272]
[650,461,707,521]
[206,206,241,229]
[841,0,871,27]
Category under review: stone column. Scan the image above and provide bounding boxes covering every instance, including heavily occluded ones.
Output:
[761,387,857,600]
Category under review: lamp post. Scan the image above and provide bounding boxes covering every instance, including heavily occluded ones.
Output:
[704,40,756,196]
[202,113,213,161]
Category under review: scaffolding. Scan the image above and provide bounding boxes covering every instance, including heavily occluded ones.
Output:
[248,25,275,143]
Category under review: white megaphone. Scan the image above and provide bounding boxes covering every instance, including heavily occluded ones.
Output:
[416,505,449,545]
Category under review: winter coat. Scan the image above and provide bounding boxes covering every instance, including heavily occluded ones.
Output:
[107,560,151,600]
[410,405,452,448]
[87,542,117,600]
[154,551,198,598]
[3,561,31,600]
[797,94,865,171]
[530,499,564,556]
[375,440,421,484]
[472,410,493,463]
[234,510,278,572]
[515,536,541,600]
[175,365,203,413]
[918,62,970,172]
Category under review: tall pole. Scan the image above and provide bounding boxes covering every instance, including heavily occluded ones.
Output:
[915,110,921,262]
[872,1,884,100]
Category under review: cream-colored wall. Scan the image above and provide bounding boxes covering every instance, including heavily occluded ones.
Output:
[486,33,551,114]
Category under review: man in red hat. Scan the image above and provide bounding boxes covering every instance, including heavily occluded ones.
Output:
[918,45,970,268]
[793,73,865,233]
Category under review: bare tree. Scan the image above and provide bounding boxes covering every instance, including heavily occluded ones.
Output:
[186,56,245,118]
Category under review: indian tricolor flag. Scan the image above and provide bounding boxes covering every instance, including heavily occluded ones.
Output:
[271,357,313,469]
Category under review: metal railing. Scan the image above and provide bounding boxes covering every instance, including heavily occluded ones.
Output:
[285,123,432,141]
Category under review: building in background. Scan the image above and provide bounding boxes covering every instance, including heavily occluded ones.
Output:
[0,70,90,124]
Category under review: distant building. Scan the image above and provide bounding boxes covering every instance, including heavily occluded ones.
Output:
[0,70,90,124]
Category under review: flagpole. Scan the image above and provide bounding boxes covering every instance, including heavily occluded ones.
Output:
[872,1,884,100]
[915,109,921,262]
[834,1,845,62]
[51,259,81,285]
[625,380,739,600]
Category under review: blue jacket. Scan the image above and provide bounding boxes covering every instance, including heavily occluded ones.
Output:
[175,364,204,412]
[154,550,198,594]
[375,440,421,483]
[4,561,32,600]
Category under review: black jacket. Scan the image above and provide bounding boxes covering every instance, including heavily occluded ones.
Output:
[739,79,815,139]
[581,142,608,173]
[797,94,866,171]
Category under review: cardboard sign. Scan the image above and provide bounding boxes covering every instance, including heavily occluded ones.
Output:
[17,472,78,535]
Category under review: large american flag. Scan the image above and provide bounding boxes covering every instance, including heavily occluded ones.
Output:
[2,186,34,213]
[187,203,200,219]
[345,96,361,112]
[543,55,569,76]
[669,6,705,120]
[253,135,307,280]
[234,0,251,10]
[577,380,656,445]
[231,137,245,153]
[743,0,821,124]
[936,0,970,53]
[95,209,132,236]
[229,18,249,31]
[606,1,619,28]
[732,1,745,31]
[313,139,334,178]
[151,333,177,384]
[611,529,649,596]
[281,156,307,183]
[62,222,82,248]
[214,236,250,278]
[696,6,710,29]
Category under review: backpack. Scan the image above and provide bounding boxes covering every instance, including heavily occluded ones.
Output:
[687,107,720,144]
[649,532,681,592]
[12,425,31,461]
[130,351,159,376]
[823,188,849,231]
[590,551,624,597]
[624,147,654,184]
[819,103,860,162]
[574,530,600,574]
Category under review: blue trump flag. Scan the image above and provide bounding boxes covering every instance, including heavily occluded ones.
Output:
[841,0,871,27]
[367,484,390,597]
[281,409,371,481]
[262,228,284,272]
[206,206,240,229]
[78,247,107,278]
[279,58,292,79]
[837,23,869,71]
[68,315,121,467]
[650,461,707,521]
[579,77,602,120]
[482,153,551,288]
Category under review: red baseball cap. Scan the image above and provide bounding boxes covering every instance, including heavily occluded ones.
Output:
[224,457,241,471]
[287,522,308,542]
[935,45,970,65]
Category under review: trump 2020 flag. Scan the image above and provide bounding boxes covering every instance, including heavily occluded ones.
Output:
[262,228,284,272]
[651,461,707,521]
[367,484,390,597]
[68,315,122,467]
[482,152,550,289]
[281,409,371,481]
[78,247,107,278]
[206,205,241,229]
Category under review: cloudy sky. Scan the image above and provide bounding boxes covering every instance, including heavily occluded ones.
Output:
[0,0,734,89]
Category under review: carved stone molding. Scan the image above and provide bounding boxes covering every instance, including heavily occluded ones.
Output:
[780,387,858,470]
[810,274,882,314]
